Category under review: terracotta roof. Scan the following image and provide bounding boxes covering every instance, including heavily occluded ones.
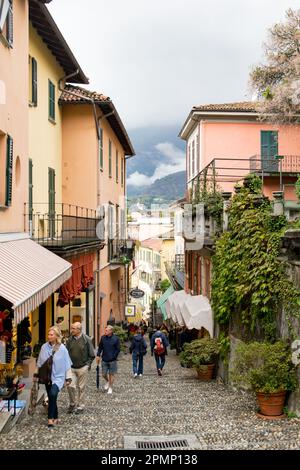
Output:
[29,1,88,84]
[60,85,135,156]
[193,102,258,113]
[59,85,110,103]
[141,239,163,252]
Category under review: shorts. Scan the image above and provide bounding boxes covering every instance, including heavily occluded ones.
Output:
[102,360,117,375]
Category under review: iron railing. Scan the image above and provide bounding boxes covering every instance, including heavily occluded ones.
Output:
[108,238,134,263]
[24,203,102,247]
[175,253,185,272]
[188,155,300,196]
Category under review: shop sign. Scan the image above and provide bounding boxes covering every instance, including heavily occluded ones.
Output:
[129,288,145,299]
[125,305,136,317]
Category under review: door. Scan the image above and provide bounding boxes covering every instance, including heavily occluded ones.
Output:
[261,131,278,172]
[48,167,55,238]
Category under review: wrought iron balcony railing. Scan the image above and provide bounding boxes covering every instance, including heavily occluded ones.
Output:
[24,203,103,248]
[108,238,134,264]
[188,155,300,198]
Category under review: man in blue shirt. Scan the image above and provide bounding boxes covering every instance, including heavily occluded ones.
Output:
[96,325,120,394]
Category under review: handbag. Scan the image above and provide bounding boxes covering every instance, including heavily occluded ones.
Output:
[38,351,55,385]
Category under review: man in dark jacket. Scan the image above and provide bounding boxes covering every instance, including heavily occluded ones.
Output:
[129,327,147,377]
[66,322,95,413]
[150,325,169,376]
[96,325,120,394]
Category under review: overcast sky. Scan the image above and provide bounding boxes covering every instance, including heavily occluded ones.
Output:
[49,0,300,130]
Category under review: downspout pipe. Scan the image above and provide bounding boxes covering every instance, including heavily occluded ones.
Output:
[58,69,100,140]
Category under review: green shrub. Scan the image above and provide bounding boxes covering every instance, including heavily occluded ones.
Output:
[113,326,128,352]
[230,341,297,394]
[179,338,220,368]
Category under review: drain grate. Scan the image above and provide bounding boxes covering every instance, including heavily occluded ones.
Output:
[136,439,189,450]
[124,434,202,450]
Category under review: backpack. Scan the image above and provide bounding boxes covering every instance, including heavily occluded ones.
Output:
[154,337,165,356]
[139,339,147,356]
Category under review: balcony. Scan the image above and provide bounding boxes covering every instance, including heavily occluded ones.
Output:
[24,203,104,252]
[108,239,134,266]
[189,155,300,190]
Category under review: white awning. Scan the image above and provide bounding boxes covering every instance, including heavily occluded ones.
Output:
[165,290,187,326]
[181,295,213,336]
[0,234,72,324]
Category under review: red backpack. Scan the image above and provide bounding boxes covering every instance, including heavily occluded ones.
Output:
[154,337,165,356]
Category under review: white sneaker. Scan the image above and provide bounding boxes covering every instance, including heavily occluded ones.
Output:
[103,382,109,391]
[138,374,143,377]
[134,373,138,378]
[107,387,113,394]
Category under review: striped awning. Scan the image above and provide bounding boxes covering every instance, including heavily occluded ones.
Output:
[0,234,72,324]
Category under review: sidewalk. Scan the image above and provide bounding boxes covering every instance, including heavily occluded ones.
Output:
[0,346,299,449]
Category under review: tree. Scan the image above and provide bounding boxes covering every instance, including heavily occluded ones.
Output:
[160,279,171,293]
[250,8,300,123]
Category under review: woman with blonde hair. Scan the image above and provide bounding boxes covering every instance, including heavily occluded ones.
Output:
[33,326,72,427]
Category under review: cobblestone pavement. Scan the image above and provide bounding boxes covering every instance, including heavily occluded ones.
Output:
[1,345,300,450]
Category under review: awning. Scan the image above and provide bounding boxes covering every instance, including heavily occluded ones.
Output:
[0,234,72,324]
[156,285,174,320]
[181,295,213,336]
[165,290,187,326]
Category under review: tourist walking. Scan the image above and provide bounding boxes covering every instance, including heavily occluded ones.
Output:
[66,322,95,414]
[129,327,147,377]
[150,325,169,376]
[96,325,120,394]
[33,326,72,428]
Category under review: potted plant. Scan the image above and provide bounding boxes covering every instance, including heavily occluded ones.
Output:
[230,341,297,418]
[179,337,220,380]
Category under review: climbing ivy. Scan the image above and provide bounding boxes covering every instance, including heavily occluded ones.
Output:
[211,175,300,341]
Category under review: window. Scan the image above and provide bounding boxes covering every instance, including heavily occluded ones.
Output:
[5,134,13,206]
[0,0,13,47]
[116,150,119,182]
[29,57,37,106]
[109,140,112,177]
[48,80,55,121]
[99,128,103,170]
[121,156,124,187]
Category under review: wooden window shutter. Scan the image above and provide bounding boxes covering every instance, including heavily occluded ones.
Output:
[5,135,13,206]
[121,156,124,186]
[99,128,103,169]
[32,58,37,106]
[109,140,112,177]
[7,1,13,46]
[116,150,119,182]
[29,159,33,219]
[48,80,55,120]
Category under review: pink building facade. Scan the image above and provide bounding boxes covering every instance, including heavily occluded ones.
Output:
[180,102,300,202]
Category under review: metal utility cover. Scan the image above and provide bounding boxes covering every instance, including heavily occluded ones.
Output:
[124,434,202,450]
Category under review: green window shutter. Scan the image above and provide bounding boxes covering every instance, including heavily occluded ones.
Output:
[116,150,119,182]
[29,159,33,219]
[48,80,55,120]
[99,128,103,170]
[109,140,112,177]
[121,156,124,186]
[261,131,278,172]
[7,1,13,47]
[5,135,13,206]
[32,58,37,106]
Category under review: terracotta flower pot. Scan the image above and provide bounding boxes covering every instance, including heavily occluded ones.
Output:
[256,390,286,417]
[196,364,215,381]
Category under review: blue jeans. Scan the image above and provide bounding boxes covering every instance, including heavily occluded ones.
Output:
[154,354,165,371]
[46,383,59,419]
[132,353,144,375]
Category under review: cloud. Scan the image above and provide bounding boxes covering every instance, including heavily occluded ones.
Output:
[127,171,153,187]
[127,141,185,187]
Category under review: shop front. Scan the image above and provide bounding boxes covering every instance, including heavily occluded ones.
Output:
[54,253,95,342]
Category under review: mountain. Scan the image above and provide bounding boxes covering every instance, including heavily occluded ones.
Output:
[126,125,185,177]
[127,170,186,207]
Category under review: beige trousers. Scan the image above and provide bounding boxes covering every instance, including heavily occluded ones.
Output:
[67,365,89,408]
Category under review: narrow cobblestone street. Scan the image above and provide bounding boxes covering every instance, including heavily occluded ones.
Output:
[1,344,300,450]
